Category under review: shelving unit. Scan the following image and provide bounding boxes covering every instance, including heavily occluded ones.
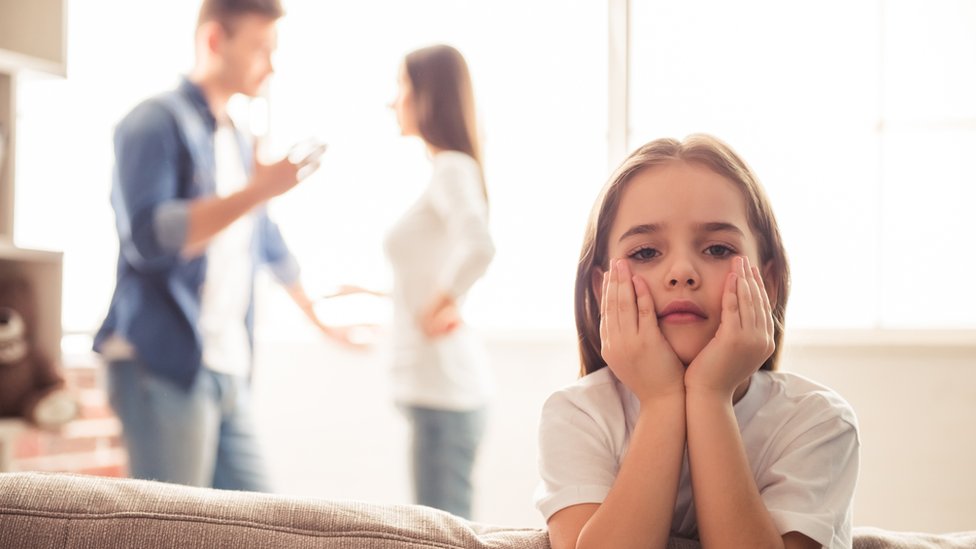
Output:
[0,0,68,412]
[1,0,67,235]
[0,241,63,365]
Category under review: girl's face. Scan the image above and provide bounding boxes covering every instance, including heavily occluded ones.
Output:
[597,160,770,365]
[390,64,419,137]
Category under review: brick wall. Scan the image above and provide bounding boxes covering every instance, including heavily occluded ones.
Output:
[1,355,127,476]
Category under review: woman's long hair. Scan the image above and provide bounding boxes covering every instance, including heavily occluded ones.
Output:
[404,44,486,200]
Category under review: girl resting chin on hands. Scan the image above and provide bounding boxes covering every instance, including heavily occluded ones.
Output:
[536,134,859,549]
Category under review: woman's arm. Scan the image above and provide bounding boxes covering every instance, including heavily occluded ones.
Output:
[428,156,495,300]
[184,152,312,257]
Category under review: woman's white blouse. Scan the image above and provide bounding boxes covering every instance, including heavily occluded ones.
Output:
[384,151,496,411]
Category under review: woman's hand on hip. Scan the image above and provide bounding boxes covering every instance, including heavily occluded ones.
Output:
[418,292,461,338]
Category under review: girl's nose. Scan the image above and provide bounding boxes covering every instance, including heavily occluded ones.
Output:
[669,277,697,288]
[664,255,699,288]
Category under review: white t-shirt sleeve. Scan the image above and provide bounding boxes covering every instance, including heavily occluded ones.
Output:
[535,389,619,521]
[758,409,860,549]
[428,154,495,298]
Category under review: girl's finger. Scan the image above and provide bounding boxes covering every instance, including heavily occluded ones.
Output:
[736,257,755,331]
[600,270,609,342]
[753,265,774,336]
[721,271,740,331]
[616,260,638,335]
[605,261,620,336]
[741,256,762,330]
[633,274,659,336]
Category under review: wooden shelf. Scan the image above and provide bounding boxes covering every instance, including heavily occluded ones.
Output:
[1,0,67,237]
[0,0,67,374]
[0,241,63,370]
[0,417,26,471]
[0,0,67,77]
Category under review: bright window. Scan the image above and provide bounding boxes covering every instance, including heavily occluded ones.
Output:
[629,0,976,329]
[13,1,975,336]
[14,0,607,335]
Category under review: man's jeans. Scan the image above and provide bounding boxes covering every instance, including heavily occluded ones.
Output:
[402,404,487,519]
[106,360,270,492]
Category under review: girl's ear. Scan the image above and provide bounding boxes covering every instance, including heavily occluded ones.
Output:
[762,260,779,308]
[590,266,605,308]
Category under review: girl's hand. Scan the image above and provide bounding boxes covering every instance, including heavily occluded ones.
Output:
[685,256,775,399]
[418,292,461,338]
[600,259,685,403]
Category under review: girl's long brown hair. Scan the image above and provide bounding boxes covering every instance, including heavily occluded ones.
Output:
[574,134,791,377]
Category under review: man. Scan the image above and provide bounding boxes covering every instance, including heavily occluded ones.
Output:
[94,0,346,491]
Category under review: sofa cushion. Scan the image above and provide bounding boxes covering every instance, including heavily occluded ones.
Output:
[2,472,974,548]
[0,472,554,549]
[853,527,976,549]
[0,473,711,548]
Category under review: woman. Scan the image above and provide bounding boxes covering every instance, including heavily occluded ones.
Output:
[385,44,495,519]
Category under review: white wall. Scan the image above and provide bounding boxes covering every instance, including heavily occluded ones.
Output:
[253,328,976,533]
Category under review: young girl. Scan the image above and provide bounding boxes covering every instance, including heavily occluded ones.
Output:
[384,44,495,519]
[536,135,859,549]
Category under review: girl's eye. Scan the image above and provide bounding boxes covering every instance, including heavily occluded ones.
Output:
[704,244,735,258]
[629,247,659,261]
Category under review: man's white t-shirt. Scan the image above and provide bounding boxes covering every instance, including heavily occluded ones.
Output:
[198,121,254,377]
[536,368,860,548]
[383,151,495,411]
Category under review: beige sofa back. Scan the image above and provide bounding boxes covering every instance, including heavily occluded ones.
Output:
[0,472,558,549]
[1,472,974,548]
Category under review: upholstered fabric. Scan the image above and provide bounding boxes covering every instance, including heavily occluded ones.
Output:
[0,472,550,549]
[1,472,974,549]
[853,527,976,549]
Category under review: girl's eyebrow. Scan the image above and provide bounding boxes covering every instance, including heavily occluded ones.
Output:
[698,222,745,236]
[618,221,744,243]
[618,223,661,242]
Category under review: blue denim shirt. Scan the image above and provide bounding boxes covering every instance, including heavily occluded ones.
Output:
[94,78,299,389]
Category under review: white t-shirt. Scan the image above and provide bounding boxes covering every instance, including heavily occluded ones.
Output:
[383,151,495,411]
[535,368,860,548]
[198,121,254,377]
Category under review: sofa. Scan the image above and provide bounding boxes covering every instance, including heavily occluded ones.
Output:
[1,472,974,548]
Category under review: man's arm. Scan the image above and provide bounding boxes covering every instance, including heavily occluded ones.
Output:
[183,153,308,257]
[284,282,361,347]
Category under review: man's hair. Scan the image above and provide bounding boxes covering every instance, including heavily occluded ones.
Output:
[197,0,284,33]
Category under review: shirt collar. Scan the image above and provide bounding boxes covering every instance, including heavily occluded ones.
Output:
[178,77,218,132]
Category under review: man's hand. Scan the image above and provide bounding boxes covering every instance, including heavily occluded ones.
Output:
[318,323,376,350]
[249,143,322,200]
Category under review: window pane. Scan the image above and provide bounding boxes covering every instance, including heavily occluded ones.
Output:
[15,0,198,333]
[880,129,976,328]
[883,0,976,122]
[263,1,608,333]
[630,0,883,329]
[15,1,606,335]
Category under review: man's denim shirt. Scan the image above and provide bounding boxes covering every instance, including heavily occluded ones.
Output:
[94,78,300,389]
